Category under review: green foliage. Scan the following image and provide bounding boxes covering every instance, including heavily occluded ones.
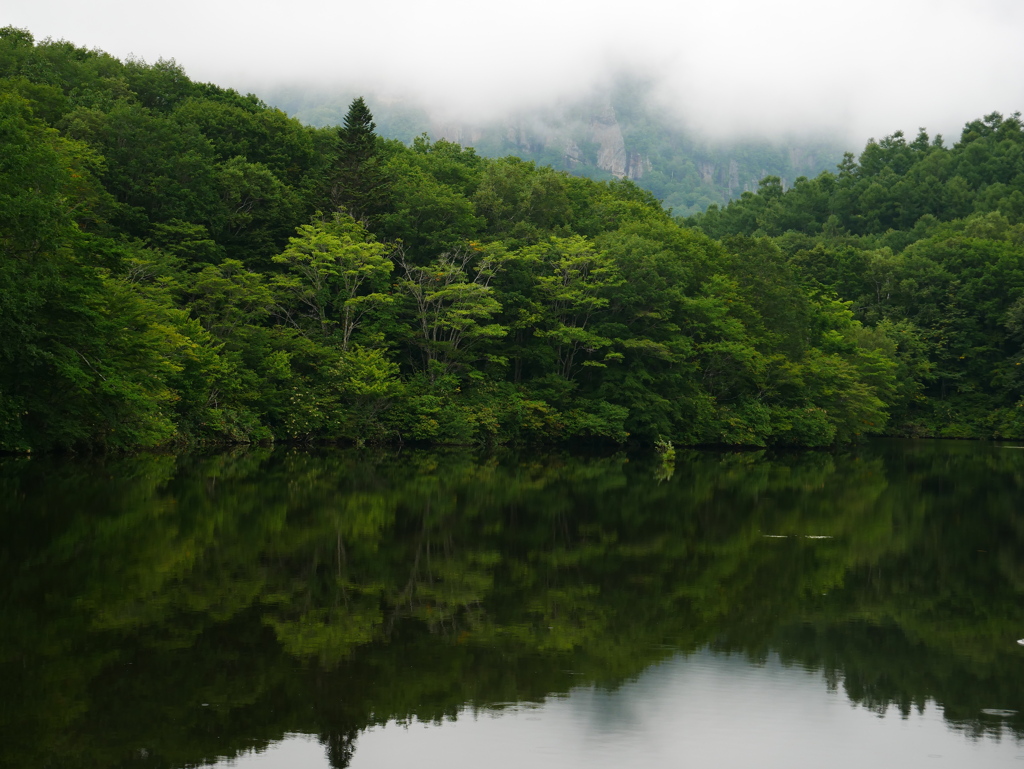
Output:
[394,244,509,382]
[523,235,623,380]
[0,31,928,450]
[328,97,390,222]
[377,145,483,258]
[272,213,393,348]
[686,115,1024,438]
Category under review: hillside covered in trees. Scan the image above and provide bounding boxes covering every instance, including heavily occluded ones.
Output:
[2,27,1022,452]
[689,117,1024,438]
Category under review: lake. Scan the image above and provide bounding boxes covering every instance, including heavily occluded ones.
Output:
[1,440,1023,767]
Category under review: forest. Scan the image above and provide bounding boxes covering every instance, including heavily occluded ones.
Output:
[3,26,1024,451]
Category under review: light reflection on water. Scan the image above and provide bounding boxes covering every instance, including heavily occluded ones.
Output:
[213,651,1024,769]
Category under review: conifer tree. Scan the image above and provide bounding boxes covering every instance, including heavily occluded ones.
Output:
[329,97,388,223]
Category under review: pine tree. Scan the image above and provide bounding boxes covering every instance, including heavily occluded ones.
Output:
[329,97,388,224]
[338,97,376,164]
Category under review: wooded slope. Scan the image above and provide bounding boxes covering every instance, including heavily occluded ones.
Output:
[5,27,1016,450]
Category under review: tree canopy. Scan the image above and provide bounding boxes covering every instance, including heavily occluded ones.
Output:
[688,115,1024,437]
[2,28,1020,450]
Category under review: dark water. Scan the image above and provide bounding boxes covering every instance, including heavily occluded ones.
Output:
[2,440,1024,768]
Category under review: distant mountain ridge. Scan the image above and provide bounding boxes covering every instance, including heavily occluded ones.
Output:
[263,80,846,215]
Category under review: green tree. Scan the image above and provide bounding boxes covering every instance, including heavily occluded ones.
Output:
[524,236,624,381]
[272,214,393,349]
[329,97,388,222]
[394,244,508,380]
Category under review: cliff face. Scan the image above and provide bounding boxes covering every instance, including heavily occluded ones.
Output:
[589,106,629,178]
[690,145,841,198]
[429,122,483,148]
[431,101,651,182]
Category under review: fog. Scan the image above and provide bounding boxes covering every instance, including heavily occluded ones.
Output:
[8,0,1024,144]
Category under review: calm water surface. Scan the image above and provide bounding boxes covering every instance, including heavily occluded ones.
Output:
[2,440,1023,768]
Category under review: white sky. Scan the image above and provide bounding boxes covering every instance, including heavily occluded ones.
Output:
[6,0,1024,143]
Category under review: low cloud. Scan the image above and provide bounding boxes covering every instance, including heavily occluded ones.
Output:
[8,0,1024,145]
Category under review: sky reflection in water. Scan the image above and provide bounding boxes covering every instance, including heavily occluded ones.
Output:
[216,651,1024,769]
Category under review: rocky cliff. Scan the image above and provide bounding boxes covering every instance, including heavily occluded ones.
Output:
[431,99,653,182]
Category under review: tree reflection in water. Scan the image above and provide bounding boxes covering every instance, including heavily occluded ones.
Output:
[1,439,1023,767]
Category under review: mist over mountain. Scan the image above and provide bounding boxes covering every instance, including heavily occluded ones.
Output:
[11,0,1024,146]
[10,0,1024,217]
[264,77,846,215]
